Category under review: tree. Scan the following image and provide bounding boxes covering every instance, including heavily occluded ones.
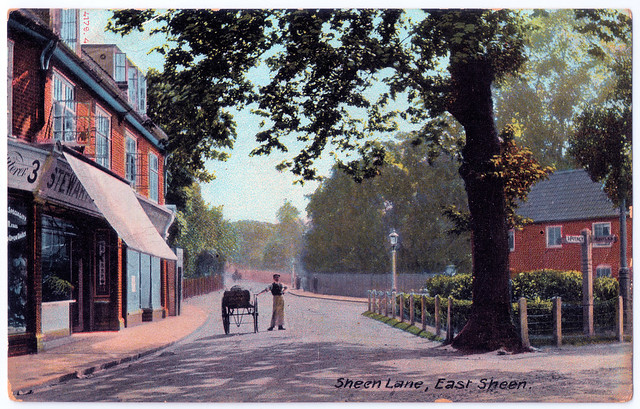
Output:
[262,201,304,271]
[108,9,628,352]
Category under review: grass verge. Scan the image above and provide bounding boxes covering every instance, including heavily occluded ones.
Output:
[362,310,444,342]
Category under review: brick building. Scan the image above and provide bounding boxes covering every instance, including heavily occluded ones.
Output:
[509,169,632,278]
[8,9,182,356]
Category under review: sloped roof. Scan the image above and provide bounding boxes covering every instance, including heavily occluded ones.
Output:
[516,169,619,223]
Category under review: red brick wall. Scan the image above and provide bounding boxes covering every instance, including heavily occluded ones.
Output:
[509,216,633,278]
[10,36,42,141]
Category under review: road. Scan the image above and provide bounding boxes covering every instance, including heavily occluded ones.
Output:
[18,280,633,403]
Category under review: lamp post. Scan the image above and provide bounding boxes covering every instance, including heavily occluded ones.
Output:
[389,229,399,292]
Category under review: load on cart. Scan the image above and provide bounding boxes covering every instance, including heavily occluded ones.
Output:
[221,285,258,334]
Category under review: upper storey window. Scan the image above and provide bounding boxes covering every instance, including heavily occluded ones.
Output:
[53,74,76,142]
[60,10,77,49]
[115,53,127,82]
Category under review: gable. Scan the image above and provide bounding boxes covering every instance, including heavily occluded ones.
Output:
[517,169,619,223]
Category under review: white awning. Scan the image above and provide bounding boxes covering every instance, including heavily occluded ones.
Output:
[63,152,177,260]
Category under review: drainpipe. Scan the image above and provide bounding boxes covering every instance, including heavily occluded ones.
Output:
[37,39,58,135]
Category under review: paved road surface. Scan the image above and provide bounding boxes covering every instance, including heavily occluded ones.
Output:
[17,280,633,402]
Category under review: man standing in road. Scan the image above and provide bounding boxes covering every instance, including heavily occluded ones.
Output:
[258,274,287,331]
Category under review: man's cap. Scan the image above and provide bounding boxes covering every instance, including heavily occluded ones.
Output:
[273,274,280,278]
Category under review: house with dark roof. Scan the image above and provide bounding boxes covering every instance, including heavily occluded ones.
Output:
[509,169,632,278]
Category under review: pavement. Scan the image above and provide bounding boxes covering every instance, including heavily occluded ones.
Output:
[6,288,367,398]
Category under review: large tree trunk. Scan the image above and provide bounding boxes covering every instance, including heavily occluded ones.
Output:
[447,59,524,352]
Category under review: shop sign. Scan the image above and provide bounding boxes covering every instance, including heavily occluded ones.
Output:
[7,145,48,191]
[8,204,28,243]
[38,156,100,215]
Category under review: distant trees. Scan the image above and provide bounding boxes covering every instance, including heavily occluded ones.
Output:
[172,183,237,277]
[233,200,304,272]
[304,134,471,275]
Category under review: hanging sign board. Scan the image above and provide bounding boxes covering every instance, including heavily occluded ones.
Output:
[7,141,48,192]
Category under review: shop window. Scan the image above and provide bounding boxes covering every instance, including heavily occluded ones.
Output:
[8,197,29,334]
[95,106,111,169]
[41,216,75,302]
[546,225,562,248]
[149,152,159,202]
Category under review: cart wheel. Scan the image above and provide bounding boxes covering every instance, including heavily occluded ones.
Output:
[223,311,230,334]
[253,295,259,333]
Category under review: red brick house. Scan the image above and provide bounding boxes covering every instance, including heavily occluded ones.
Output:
[8,9,181,356]
[509,169,632,278]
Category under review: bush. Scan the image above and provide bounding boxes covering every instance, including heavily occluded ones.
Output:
[594,276,619,301]
[511,269,582,302]
[424,273,472,300]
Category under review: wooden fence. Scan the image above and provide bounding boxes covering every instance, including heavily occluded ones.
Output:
[183,275,224,299]
[368,291,626,346]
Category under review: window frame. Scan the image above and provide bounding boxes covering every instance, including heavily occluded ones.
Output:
[114,53,127,82]
[125,135,138,188]
[8,39,14,138]
[546,225,563,248]
[148,152,159,202]
[94,105,111,169]
[52,72,76,142]
[508,229,515,252]
[592,222,613,248]
[60,9,78,49]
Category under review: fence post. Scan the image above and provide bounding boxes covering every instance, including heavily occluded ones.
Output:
[617,295,624,342]
[552,296,562,347]
[581,229,594,337]
[445,296,453,344]
[368,291,372,312]
[435,295,441,337]
[391,291,397,319]
[519,297,530,349]
[399,294,405,323]
[378,291,384,315]
[383,292,389,317]
[421,295,426,331]
[409,293,415,326]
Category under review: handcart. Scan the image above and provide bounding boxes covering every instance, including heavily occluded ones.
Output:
[221,285,258,334]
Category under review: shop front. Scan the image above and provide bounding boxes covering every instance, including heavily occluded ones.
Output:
[7,141,177,355]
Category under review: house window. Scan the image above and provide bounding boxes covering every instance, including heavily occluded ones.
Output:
[95,106,111,169]
[596,265,612,278]
[53,74,76,142]
[148,152,159,202]
[60,9,77,48]
[114,53,127,82]
[128,67,138,108]
[125,136,137,187]
[546,225,562,248]
[8,40,13,138]
[593,222,612,247]
[138,75,147,114]
[508,229,515,252]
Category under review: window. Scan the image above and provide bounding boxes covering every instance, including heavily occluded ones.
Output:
[546,226,562,248]
[148,152,159,202]
[60,9,77,48]
[596,265,612,278]
[593,222,612,247]
[114,53,127,82]
[508,229,515,252]
[53,74,76,142]
[95,106,111,169]
[41,216,75,302]
[138,75,147,114]
[8,40,13,138]
[128,67,138,108]
[125,136,137,187]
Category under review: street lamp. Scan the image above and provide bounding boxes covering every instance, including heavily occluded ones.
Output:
[389,229,399,292]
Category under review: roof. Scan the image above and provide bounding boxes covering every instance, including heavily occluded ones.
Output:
[516,169,619,223]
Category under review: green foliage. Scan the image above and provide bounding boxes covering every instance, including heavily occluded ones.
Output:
[594,276,619,301]
[424,274,473,300]
[173,183,237,277]
[304,136,471,275]
[511,269,582,302]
